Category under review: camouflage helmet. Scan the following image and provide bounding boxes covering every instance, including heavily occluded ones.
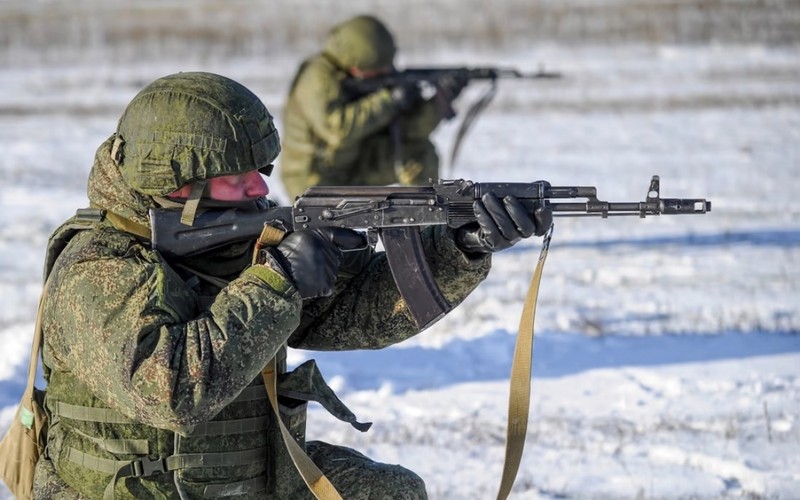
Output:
[114,72,280,196]
[323,15,396,72]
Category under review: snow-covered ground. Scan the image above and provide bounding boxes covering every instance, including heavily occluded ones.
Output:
[1,37,799,500]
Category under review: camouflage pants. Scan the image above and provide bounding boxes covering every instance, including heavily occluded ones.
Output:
[283,440,427,499]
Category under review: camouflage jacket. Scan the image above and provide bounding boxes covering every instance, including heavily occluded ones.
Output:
[280,53,444,200]
[34,137,491,498]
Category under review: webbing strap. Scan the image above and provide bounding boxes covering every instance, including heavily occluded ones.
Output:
[262,358,343,500]
[99,445,268,499]
[496,225,553,500]
[180,180,207,226]
[88,438,149,456]
[71,427,149,455]
[69,446,267,477]
[234,384,270,402]
[68,448,132,476]
[189,415,269,437]
[53,395,266,437]
[50,401,134,424]
[103,211,151,240]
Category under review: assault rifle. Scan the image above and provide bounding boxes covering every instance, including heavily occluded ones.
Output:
[342,65,562,172]
[342,66,562,97]
[151,175,710,329]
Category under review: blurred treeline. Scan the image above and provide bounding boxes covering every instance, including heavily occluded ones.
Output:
[1,0,799,64]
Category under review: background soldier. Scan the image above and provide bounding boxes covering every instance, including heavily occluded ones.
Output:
[33,72,549,498]
[279,14,467,200]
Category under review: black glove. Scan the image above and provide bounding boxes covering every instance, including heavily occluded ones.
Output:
[391,82,423,112]
[437,71,469,102]
[455,191,553,254]
[338,244,373,279]
[269,228,365,299]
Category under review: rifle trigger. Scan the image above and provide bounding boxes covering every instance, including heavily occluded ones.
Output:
[366,229,379,248]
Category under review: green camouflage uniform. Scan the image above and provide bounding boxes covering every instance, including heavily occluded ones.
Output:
[33,73,491,499]
[280,15,444,200]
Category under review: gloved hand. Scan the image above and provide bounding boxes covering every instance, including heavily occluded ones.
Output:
[455,191,553,254]
[338,243,373,279]
[391,82,423,112]
[437,71,469,102]
[268,228,366,299]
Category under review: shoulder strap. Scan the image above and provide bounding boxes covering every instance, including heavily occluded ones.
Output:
[43,208,106,282]
[102,211,150,240]
[24,284,48,396]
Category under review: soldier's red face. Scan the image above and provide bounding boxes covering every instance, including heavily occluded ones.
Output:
[168,171,269,201]
[349,66,392,79]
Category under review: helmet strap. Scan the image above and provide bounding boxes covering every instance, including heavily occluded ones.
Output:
[180,180,208,226]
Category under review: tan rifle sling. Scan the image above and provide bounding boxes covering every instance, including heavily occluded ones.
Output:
[495,225,553,500]
[262,359,342,500]
[254,224,343,500]
[253,223,553,500]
